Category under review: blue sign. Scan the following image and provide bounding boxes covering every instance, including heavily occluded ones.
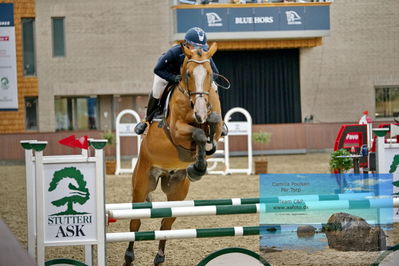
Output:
[259,173,393,225]
[253,7,279,32]
[175,5,330,39]
[0,3,14,27]
[202,8,229,32]
[279,6,305,31]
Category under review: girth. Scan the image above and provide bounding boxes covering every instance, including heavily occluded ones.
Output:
[161,117,197,163]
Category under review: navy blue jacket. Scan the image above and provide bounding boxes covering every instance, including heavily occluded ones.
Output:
[154,45,219,83]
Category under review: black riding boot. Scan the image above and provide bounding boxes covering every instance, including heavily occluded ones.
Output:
[134,94,159,135]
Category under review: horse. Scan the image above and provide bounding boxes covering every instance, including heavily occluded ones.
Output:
[124,42,223,266]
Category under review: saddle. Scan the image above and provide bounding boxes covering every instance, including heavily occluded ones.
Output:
[153,83,176,122]
[152,84,197,162]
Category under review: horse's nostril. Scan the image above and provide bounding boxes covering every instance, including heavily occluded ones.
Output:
[195,114,205,124]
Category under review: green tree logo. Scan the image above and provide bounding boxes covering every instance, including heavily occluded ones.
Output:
[389,155,399,196]
[48,167,90,216]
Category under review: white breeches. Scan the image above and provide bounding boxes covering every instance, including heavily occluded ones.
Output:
[152,75,169,99]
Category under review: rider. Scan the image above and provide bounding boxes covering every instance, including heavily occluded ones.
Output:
[134,27,220,135]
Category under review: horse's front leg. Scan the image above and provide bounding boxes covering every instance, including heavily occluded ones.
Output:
[205,112,222,155]
[171,121,207,181]
[187,127,208,181]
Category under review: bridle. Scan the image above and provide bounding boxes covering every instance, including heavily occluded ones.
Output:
[178,58,211,108]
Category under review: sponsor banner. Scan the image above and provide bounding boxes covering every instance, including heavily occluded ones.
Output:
[0,3,18,110]
[259,173,393,250]
[0,3,14,27]
[118,123,138,136]
[176,5,329,36]
[343,132,362,148]
[225,121,250,136]
[44,163,97,243]
[279,6,305,30]
[260,173,393,225]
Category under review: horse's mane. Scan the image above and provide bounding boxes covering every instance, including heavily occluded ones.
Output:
[195,49,203,57]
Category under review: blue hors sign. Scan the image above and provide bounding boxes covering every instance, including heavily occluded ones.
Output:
[174,5,330,40]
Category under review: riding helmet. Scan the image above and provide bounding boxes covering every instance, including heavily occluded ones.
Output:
[184,27,208,50]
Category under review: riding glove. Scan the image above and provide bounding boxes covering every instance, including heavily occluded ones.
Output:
[174,75,181,83]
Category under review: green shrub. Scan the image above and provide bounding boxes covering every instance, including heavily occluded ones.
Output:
[329,148,353,173]
[102,131,115,146]
[252,131,272,144]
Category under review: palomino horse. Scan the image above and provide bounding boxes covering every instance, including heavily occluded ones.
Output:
[124,42,223,265]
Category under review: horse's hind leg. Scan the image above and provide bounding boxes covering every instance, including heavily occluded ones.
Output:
[124,158,156,266]
[154,171,190,265]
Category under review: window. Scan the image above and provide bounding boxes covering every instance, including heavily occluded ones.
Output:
[375,86,399,118]
[52,17,65,57]
[55,97,98,131]
[22,18,36,75]
[25,97,38,130]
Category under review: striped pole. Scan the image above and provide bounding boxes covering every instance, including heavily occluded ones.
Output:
[106,198,259,211]
[264,197,399,213]
[105,192,375,211]
[106,226,259,242]
[109,204,260,219]
[109,198,399,220]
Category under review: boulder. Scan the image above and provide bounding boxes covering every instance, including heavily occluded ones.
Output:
[297,225,316,238]
[324,212,386,251]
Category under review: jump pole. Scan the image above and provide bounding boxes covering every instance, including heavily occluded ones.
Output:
[107,226,260,242]
[109,198,399,220]
[106,192,376,211]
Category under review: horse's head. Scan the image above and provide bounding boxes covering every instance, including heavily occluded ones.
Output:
[180,42,217,124]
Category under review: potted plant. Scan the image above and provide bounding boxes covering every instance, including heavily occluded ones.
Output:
[329,148,353,193]
[102,130,116,175]
[252,131,272,174]
[329,148,352,174]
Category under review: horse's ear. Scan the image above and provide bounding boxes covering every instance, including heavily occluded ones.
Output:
[207,42,217,58]
[181,43,192,58]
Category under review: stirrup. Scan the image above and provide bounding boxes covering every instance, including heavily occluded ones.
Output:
[134,121,148,135]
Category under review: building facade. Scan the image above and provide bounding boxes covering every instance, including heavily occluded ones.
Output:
[1,0,399,133]
[0,0,38,133]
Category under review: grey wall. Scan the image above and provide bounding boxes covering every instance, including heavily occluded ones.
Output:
[36,0,172,131]
[36,0,399,131]
[300,0,399,123]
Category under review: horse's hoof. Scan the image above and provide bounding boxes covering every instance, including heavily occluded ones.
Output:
[205,143,216,156]
[207,112,222,124]
[192,128,207,143]
[154,254,165,265]
[124,248,134,266]
[187,164,206,182]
